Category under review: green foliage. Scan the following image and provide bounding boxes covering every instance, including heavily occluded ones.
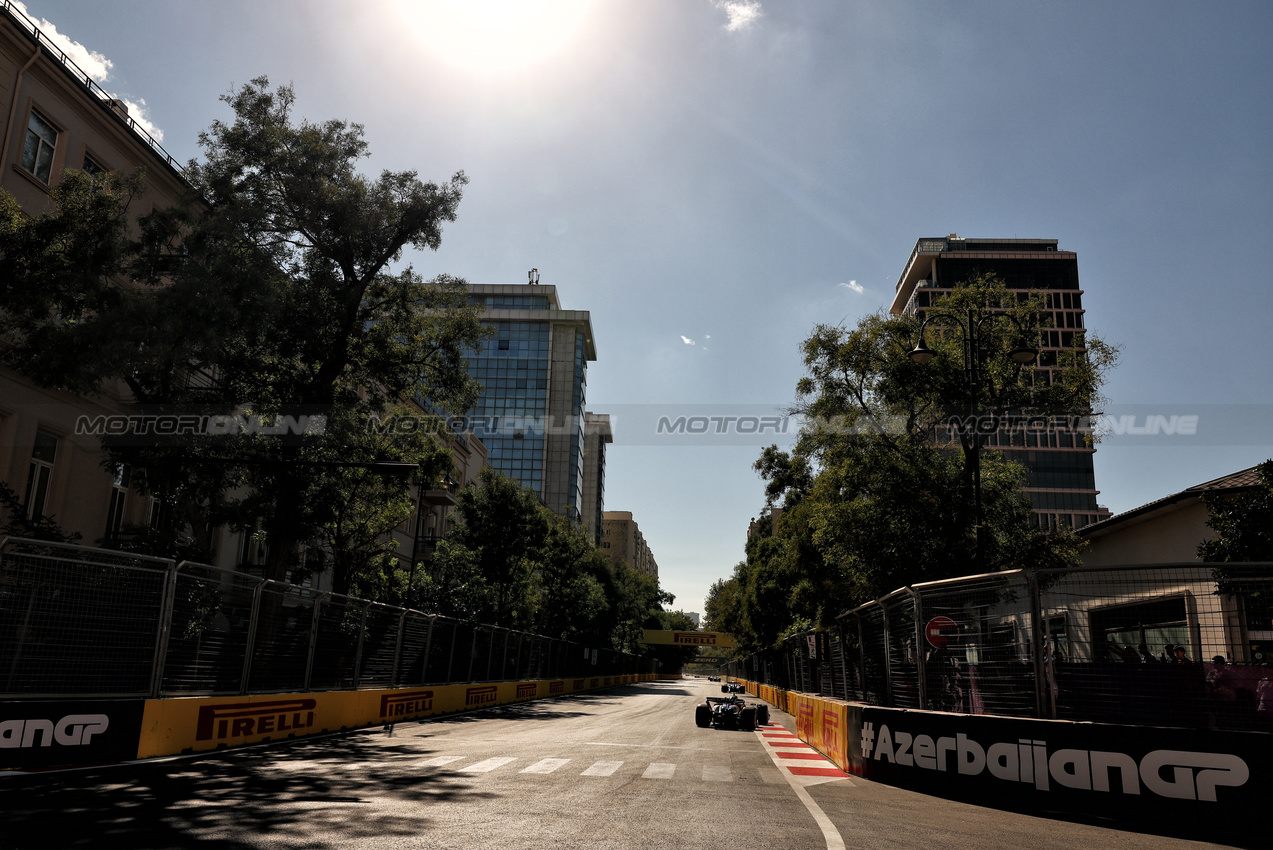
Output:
[0,482,81,544]
[1,79,488,593]
[1199,460,1273,563]
[726,274,1106,649]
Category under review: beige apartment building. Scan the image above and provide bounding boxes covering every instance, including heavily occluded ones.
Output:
[0,4,189,549]
[601,510,658,578]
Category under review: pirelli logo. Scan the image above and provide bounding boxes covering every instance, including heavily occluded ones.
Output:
[673,631,718,645]
[196,699,317,741]
[590,678,599,689]
[466,686,499,707]
[572,679,585,690]
[380,690,434,718]
[549,680,564,695]
[516,683,536,699]
[603,677,612,687]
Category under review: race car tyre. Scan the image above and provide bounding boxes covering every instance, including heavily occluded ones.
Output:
[757,706,770,726]
[721,684,730,693]
[740,707,757,731]
[695,704,711,728]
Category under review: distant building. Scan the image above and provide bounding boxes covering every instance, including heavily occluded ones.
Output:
[685,612,701,629]
[890,235,1111,530]
[580,413,612,546]
[464,282,600,522]
[602,510,659,578]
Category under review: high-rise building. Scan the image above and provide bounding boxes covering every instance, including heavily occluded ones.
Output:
[890,235,1110,530]
[463,282,597,520]
[601,511,659,578]
[580,413,612,546]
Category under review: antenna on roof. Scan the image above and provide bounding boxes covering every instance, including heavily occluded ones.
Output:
[528,268,540,285]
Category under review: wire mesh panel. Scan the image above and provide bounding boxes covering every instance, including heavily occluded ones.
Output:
[425,618,460,683]
[0,543,167,695]
[857,605,889,705]
[395,612,434,687]
[161,565,259,694]
[915,570,1037,717]
[307,596,363,690]
[882,593,920,708]
[248,584,319,693]
[1037,563,1273,731]
[356,604,403,689]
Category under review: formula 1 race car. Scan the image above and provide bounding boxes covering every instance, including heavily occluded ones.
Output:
[720,681,746,694]
[695,695,770,731]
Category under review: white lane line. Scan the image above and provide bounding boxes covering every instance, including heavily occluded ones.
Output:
[459,757,517,773]
[642,762,676,779]
[413,755,466,768]
[521,758,571,774]
[702,765,733,782]
[581,760,623,776]
[756,730,846,850]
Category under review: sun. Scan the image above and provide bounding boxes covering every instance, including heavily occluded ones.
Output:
[398,0,597,76]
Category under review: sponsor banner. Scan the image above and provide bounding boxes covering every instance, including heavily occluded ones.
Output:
[0,698,145,770]
[139,692,360,757]
[853,706,1272,819]
[641,630,737,648]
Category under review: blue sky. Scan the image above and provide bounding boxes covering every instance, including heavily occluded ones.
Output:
[20,0,1273,615]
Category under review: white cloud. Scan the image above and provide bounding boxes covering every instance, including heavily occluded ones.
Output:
[13,1,112,81]
[12,3,164,142]
[118,97,164,143]
[839,280,864,294]
[713,0,762,32]
[681,335,696,345]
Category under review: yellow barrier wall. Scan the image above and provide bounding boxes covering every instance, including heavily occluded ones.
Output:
[138,673,656,759]
[738,678,850,772]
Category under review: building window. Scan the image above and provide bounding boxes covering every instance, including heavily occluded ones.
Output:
[106,463,130,537]
[24,432,58,519]
[21,111,58,184]
[82,154,105,179]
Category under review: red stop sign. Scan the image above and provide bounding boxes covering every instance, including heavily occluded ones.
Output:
[926,616,958,649]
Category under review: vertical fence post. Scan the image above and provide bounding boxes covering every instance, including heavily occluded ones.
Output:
[467,627,479,682]
[417,615,435,686]
[881,602,894,707]
[302,592,325,693]
[390,609,407,688]
[239,579,265,695]
[856,614,867,703]
[1028,571,1047,719]
[911,588,927,711]
[446,622,457,683]
[352,601,369,689]
[148,560,179,699]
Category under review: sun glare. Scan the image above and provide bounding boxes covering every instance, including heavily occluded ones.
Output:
[400,0,597,75]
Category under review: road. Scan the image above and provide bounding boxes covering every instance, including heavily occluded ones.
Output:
[0,679,1251,849]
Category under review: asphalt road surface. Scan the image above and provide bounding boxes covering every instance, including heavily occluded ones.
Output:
[0,679,1253,849]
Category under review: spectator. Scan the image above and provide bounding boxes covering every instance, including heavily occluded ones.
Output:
[1138,643,1157,663]
[1174,645,1191,664]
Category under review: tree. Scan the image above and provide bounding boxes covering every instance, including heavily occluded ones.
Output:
[1,80,487,592]
[437,467,550,629]
[1199,459,1273,563]
[737,275,1114,645]
[532,515,610,642]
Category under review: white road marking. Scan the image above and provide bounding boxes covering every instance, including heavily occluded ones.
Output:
[702,765,733,782]
[521,758,571,774]
[642,762,676,779]
[413,755,466,768]
[459,757,517,773]
[581,760,623,776]
[756,729,847,850]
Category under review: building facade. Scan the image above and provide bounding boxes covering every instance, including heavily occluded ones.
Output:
[602,510,658,578]
[890,235,1110,530]
[463,282,599,521]
[580,412,612,546]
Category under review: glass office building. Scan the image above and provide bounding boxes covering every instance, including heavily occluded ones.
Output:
[463,284,598,521]
[891,236,1111,529]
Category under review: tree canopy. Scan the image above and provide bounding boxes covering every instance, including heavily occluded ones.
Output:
[0,79,486,593]
[713,275,1117,652]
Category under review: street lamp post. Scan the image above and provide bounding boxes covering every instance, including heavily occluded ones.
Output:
[907,307,1038,568]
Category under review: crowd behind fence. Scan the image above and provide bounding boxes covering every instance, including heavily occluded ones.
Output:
[0,537,653,699]
[722,563,1273,733]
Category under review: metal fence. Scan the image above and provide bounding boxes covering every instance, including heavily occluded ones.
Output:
[722,563,1273,732]
[0,537,652,699]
